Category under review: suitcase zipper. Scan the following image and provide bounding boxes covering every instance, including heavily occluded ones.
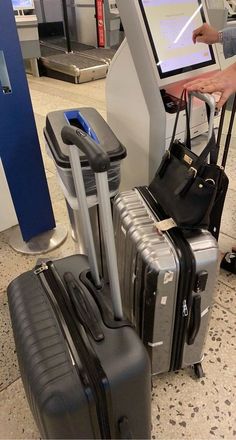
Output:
[34,262,48,275]
[35,262,112,439]
[34,266,102,437]
[137,187,196,371]
[182,300,189,317]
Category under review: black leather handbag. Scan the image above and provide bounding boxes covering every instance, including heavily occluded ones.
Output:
[149,91,224,230]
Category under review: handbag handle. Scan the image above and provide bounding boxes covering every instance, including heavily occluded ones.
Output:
[170,89,191,148]
[170,90,216,151]
[171,90,217,172]
[189,92,218,165]
[221,92,236,168]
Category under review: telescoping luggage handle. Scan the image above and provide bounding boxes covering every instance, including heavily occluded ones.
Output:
[61,125,123,320]
[188,91,216,142]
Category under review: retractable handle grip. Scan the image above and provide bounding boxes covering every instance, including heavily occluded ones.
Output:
[61,125,124,320]
[188,91,216,142]
[61,125,110,173]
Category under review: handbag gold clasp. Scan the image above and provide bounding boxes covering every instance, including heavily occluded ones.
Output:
[183,154,193,165]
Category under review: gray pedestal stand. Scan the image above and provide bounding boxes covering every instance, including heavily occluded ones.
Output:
[9,223,68,255]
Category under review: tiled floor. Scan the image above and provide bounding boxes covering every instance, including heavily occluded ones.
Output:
[0,75,236,439]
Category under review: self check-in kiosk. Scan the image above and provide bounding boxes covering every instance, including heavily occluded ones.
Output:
[106,0,221,190]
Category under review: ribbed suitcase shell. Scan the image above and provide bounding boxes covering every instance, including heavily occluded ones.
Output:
[8,254,151,439]
[113,189,219,375]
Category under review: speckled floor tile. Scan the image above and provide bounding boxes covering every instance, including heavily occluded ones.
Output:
[217,132,236,191]
[0,379,39,440]
[0,199,77,291]
[0,291,19,392]
[215,280,236,315]
[0,237,36,292]
[151,303,236,440]
[219,188,236,240]
[28,76,106,118]
[218,233,235,254]
[47,173,65,204]
[218,268,236,291]
[218,236,236,291]
[45,169,54,179]
[34,112,57,174]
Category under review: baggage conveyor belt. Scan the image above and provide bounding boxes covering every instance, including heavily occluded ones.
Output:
[39,40,118,84]
[40,52,109,84]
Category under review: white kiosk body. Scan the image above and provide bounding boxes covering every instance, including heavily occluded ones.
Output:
[106,0,221,190]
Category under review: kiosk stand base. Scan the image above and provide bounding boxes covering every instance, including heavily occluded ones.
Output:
[9,223,68,255]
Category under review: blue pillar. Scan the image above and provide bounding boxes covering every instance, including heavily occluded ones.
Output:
[0,0,55,242]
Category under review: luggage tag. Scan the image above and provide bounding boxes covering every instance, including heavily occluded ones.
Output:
[155,218,177,232]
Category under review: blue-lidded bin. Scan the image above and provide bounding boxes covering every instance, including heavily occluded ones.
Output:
[44,107,127,277]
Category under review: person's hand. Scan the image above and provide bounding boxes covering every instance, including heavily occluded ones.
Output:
[184,63,236,108]
[192,23,219,44]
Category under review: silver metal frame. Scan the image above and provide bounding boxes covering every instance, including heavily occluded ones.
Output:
[69,145,101,288]
[188,91,216,142]
[69,144,123,320]
[95,173,123,320]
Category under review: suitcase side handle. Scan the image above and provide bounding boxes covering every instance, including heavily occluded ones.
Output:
[61,125,124,320]
[187,294,201,346]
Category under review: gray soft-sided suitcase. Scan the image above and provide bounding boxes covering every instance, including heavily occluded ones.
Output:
[7,126,151,439]
[113,92,219,378]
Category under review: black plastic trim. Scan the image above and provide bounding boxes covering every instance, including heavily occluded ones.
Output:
[142,267,158,364]
[61,126,110,173]
[37,270,101,438]
[36,262,114,439]
[137,187,196,371]
[44,108,127,169]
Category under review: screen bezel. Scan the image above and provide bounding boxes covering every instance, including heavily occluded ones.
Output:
[138,0,216,79]
[12,0,35,10]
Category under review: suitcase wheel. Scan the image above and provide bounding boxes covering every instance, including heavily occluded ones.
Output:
[193,362,204,379]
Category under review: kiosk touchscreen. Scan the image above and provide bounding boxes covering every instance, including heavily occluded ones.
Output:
[12,0,34,10]
[106,0,220,190]
[140,0,215,81]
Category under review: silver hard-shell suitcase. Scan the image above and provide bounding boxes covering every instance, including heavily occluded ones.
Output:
[113,92,219,378]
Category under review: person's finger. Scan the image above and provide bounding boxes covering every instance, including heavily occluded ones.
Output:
[192,26,203,44]
[186,85,204,92]
[184,79,203,89]
[199,84,221,93]
[184,81,209,91]
[216,92,230,109]
[195,35,206,43]
[193,25,204,37]
[186,81,218,93]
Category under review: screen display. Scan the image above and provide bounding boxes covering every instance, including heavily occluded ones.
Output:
[140,0,215,78]
[12,0,34,9]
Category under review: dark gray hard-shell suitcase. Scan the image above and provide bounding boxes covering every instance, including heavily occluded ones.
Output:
[7,126,151,439]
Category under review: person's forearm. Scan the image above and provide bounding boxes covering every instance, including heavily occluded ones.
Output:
[222,27,236,58]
